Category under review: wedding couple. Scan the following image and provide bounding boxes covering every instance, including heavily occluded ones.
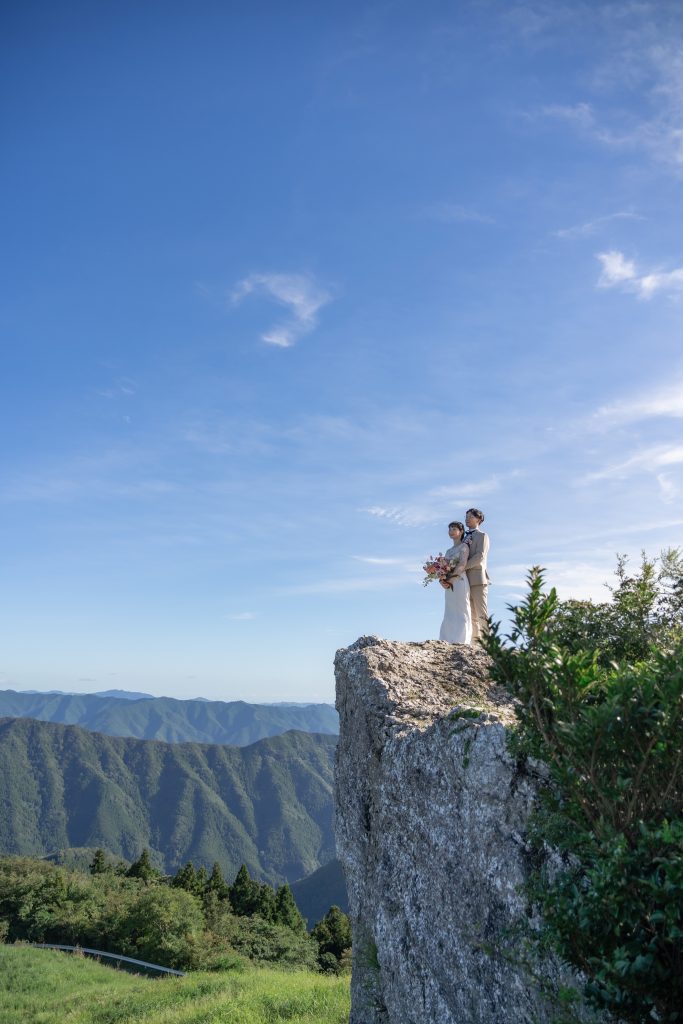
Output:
[439,508,490,646]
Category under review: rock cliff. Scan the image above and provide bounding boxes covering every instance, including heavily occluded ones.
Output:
[334,636,570,1024]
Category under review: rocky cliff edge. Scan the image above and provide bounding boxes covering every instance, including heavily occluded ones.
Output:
[334,636,568,1024]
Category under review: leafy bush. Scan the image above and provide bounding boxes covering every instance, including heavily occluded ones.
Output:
[0,855,344,974]
[484,560,683,1023]
[549,549,683,666]
[113,885,205,969]
[311,906,352,973]
[217,915,319,970]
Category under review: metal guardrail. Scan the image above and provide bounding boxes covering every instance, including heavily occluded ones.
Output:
[30,943,186,977]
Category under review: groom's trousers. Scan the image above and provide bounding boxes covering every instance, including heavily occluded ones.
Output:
[469,585,488,643]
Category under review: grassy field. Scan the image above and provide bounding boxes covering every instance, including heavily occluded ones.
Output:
[0,946,351,1024]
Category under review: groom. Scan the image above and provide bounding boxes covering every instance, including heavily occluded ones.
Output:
[464,508,490,643]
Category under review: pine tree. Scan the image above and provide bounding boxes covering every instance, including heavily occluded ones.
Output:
[229,864,260,917]
[172,861,198,893]
[274,883,306,933]
[126,848,160,882]
[195,865,208,895]
[206,862,230,901]
[89,849,108,875]
[256,882,276,922]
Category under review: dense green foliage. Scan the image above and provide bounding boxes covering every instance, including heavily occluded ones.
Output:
[0,718,335,882]
[0,945,350,1024]
[311,906,353,974]
[0,690,338,744]
[548,549,683,667]
[0,855,344,973]
[484,552,683,1024]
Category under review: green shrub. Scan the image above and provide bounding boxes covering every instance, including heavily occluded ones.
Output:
[218,915,319,971]
[484,562,683,1023]
[113,885,205,969]
[311,906,352,973]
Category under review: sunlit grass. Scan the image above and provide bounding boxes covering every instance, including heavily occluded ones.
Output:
[0,946,350,1024]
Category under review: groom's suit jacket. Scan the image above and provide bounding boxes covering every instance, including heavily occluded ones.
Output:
[465,529,490,587]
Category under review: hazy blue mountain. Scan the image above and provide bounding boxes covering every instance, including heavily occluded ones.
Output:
[291,859,348,927]
[91,689,155,700]
[0,717,336,884]
[0,690,338,745]
[21,689,154,700]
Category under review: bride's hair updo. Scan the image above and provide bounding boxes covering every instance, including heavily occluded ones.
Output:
[448,521,465,538]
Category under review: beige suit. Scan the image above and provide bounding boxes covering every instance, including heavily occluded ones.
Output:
[465,529,490,642]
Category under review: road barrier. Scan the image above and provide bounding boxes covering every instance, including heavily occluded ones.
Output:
[30,943,186,977]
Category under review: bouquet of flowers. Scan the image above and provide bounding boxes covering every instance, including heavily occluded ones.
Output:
[422,553,457,588]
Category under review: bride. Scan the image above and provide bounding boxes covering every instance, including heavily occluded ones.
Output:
[439,521,472,644]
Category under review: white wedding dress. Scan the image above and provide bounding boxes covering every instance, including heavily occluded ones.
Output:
[439,542,472,644]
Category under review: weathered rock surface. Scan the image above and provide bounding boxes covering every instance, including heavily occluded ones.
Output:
[334,636,565,1024]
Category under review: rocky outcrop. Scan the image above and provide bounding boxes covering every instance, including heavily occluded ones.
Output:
[334,636,572,1024]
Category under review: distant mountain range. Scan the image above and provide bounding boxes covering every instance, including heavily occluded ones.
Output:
[21,688,155,700]
[0,717,336,884]
[0,690,338,745]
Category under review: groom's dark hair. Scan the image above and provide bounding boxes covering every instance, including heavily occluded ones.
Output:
[466,508,485,523]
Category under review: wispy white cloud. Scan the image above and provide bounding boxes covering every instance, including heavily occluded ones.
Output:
[422,202,495,225]
[554,211,643,239]
[281,574,415,595]
[538,101,596,128]
[495,558,620,603]
[656,472,680,504]
[361,476,505,528]
[0,448,178,503]
[231,272,332,347]
[226,612,257,621]
[593,380,683,425]
[583,443,683,482]
[596,250,683,298]
[352,555,411,566]
[528,28,683,171]
[363,505,434,527]
[96,377,137,399]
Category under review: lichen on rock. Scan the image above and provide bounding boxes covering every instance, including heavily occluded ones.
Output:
[334,636,582,1024]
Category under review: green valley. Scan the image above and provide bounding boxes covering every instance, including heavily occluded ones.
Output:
[0,717,335,883]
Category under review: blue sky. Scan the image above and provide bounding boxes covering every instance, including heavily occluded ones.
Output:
[2,0,683,701]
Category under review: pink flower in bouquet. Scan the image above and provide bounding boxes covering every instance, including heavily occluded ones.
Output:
[422,553,457,587]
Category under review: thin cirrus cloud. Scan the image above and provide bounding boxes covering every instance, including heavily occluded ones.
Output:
[533,37,683,171]
[593,380,683,426]
[95,377,137,399]
[361,478,502,528]
[231,272,332,347]
[421,201,495,225]
[582,444,683,482]
[495,559,617,603]
[596,250,683,298]
[554,211,643,240]
[656,473,680,504]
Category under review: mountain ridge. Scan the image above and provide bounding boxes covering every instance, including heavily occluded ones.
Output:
[0,716,336,884]
[0,690,338,745]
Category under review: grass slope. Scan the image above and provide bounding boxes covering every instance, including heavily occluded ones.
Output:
[0,946,350,1024]
[0,691,338,745]
[0,718,336,883]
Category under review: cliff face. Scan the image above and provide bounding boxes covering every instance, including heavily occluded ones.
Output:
[334,636,561,1024]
